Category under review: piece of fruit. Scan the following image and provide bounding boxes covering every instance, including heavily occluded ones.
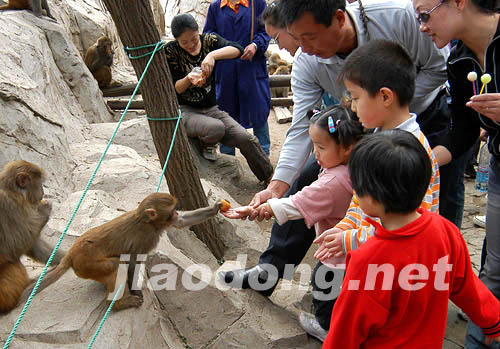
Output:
[220,199,231,212]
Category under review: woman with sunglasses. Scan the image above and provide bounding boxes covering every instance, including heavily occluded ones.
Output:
[413,0,500,346]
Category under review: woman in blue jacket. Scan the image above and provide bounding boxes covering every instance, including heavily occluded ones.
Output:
[203,0,271,156]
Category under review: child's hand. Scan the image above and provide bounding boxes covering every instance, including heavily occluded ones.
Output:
[221,206,254,220]
[313,228,345,260]
[253,203,274,221]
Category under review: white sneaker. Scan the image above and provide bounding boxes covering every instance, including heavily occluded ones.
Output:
[298,311,328,342]
[202,144,217,161]
[473,215,486,228]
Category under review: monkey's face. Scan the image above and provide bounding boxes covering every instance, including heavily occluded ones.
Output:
[97,37,114,58]
[25,178,44,204]
[170,210,179,224]
[154,205,178,230]
[99,43,113,56]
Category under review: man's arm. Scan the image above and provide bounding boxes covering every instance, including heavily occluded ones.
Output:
[249,52,324,208]
[272,51,323,186]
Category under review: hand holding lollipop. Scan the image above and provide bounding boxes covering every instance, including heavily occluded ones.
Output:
[480,73,492,94]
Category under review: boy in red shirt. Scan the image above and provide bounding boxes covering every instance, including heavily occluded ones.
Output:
[324,130,500,348]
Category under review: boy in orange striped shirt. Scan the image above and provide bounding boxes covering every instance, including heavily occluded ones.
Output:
[314,39,440,261]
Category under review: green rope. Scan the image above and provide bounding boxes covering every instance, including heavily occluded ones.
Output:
[145,112,181,121]
[3,40,164,349]
[155,109,182,192]
[125,41,165,59]
[87,284,124,349]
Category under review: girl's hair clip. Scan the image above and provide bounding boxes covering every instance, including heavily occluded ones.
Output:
[328,116,336,133]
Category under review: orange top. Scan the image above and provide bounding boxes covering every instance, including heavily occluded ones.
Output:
[220,0,249,13]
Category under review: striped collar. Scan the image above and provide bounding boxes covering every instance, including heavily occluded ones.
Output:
[220,0,249,13]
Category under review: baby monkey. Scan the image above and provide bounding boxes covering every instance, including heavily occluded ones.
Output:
[20,193,226,311]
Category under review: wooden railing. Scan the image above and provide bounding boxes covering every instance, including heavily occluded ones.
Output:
[102,75,293,109]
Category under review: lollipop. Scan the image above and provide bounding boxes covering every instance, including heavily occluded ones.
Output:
[479,73,492,94]
[467,71,478,95]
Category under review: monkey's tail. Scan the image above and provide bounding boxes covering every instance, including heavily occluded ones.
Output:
[18,254,72,306]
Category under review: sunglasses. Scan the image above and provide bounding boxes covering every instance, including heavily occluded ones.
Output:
[415,0,445,24]
[270,31,280,45]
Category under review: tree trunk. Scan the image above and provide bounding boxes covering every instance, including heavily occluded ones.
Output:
[101,0,224,259]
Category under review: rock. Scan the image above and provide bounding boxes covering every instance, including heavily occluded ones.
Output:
[0,271,171,348]
[147,253,316,349]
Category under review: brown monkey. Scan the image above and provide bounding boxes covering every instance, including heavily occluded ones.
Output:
[268,52,288,67]
[271,65,290,98]
[20,193,223,311]
[268,63,278,76]
[84,36,121,89]
[0,160,63,314]
[0,0,55,20]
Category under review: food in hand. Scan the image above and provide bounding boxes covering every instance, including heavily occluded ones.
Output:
[220,199,231,212]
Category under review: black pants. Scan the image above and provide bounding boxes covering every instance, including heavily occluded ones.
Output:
[417,89,467,228]
[311,262,343,330]
[258,155,320,276]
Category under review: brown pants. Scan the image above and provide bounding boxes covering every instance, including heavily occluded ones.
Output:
[180,105,273,182]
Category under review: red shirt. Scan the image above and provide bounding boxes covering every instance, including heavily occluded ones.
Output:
[324,209,500,348]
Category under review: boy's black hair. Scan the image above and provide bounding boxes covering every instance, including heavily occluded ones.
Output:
[279,0,346,27]
[171,14,199,39]
[469,0,500,13]
[261,1,286,28]
[349,129,432,214]
[307,105,365,148]
[339,40,416,107]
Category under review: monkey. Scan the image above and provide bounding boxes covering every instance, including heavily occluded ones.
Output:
[271,64,290,98]
[20,193,224,311]
[268,52,288,67]
[84,36,121,90]
[0,160,64,314]
[268,63,278,76]
[0,0,55,20]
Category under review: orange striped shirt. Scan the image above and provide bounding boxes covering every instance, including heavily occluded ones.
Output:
[336,117,440,253]
[220,0,249,13]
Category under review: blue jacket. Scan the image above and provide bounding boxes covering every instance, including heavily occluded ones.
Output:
[203,0,270,128]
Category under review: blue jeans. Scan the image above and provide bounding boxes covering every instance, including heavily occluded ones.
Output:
[439,148,469,228]
[465,158,500,348]
[220,122,270,156]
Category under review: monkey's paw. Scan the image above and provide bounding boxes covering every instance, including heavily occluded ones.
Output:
[38,200,52,216]
[114,295,144,311]
[129,295,144,308]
